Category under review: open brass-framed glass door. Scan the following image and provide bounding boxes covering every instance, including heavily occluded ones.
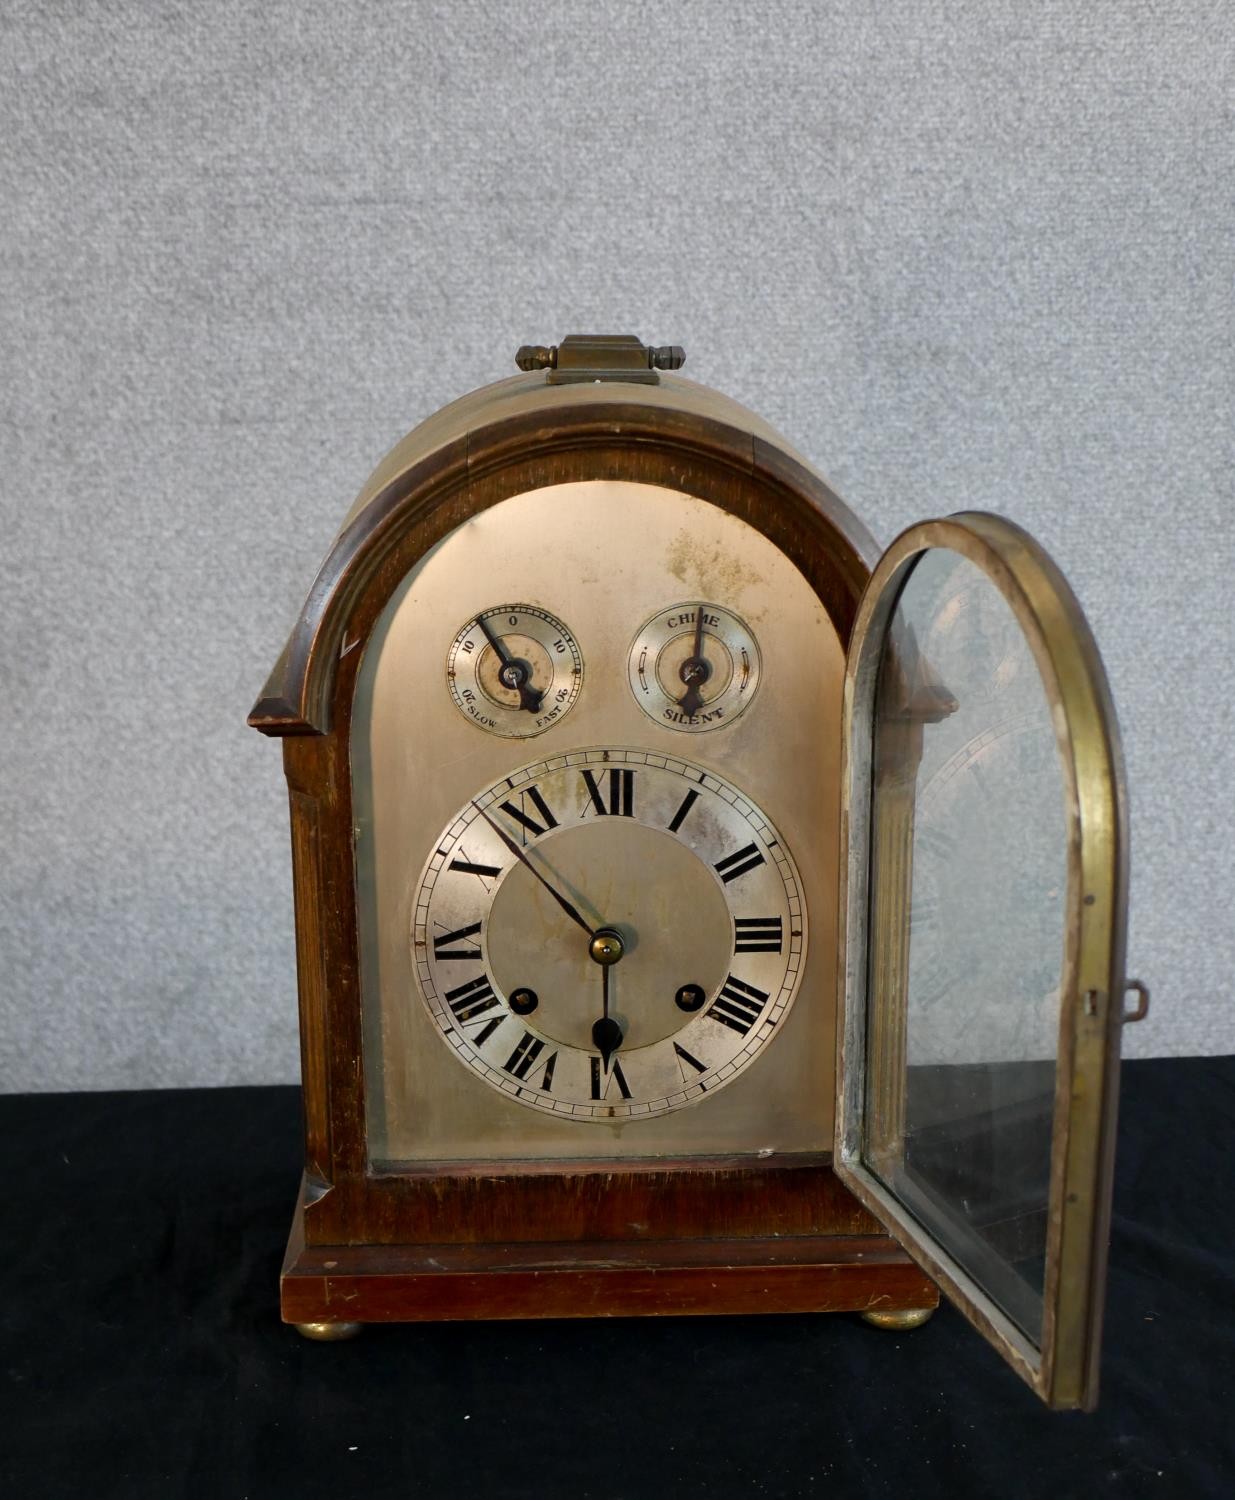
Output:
[835,511,1142,1410]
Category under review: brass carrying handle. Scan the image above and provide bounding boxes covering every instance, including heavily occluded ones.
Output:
[1122,979,1151,1024]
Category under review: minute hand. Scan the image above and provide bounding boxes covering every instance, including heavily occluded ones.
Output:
[677,603,710,716]
[477,616,544,714]
[474,803,595,939]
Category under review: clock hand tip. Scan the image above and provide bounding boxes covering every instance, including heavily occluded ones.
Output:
[592,1016,623,1066]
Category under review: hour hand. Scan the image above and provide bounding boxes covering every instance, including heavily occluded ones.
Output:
[590,931,625,1066]
[676,658,710,717]
[592,1015,624,1067]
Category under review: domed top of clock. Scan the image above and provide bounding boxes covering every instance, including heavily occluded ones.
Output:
[248,334,878,739]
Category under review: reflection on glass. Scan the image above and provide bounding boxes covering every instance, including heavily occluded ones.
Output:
[863,549,1066,1344]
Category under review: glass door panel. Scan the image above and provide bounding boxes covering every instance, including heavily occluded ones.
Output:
[865,547,1064,1342]
[836,512,1131,1410]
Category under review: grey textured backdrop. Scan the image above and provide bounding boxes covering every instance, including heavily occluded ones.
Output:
[2,2,1231,1092]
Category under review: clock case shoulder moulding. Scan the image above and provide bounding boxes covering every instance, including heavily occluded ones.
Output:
[250,334,1142,1410]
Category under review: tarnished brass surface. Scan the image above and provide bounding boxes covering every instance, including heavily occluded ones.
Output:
[836,512,1131,1411]
[861,1307,936,1331]
[332,369,855,535]
[515,333,686,383]
[515,343,556,371]
[589,930,625,966]
[293,1321,363,1342]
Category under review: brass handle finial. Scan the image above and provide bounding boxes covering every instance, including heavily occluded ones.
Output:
[648,345,686,370]
[515,344,557,372]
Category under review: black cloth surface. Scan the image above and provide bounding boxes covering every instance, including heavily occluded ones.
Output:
[2,1057,1232,1499]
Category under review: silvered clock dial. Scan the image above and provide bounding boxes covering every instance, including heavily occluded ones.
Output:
[627,601,761,731]
[412,748,807,1120]
[446,603,583,737]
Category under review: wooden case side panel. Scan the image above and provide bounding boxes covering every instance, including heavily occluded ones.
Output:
[287,786,331,1183]
[285,728,367,1201]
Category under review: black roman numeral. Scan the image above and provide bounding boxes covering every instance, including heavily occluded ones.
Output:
[590,1055,632,1101]
[581,767,635,818]
[733,916,783,953]
[432,920,482,961]
[503,1031,557,1090]
[673,1041,708,1082]
[499,785,558,840]
[444,973,499,1022]
[667,787,699,833]
[707,974,771,1035]
[714,842,765,884]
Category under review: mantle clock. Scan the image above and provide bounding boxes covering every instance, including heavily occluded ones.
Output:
[250,335,1147,1409]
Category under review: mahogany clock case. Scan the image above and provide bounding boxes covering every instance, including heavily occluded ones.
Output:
[251,339,1135,1411]
[250,353,937,1327]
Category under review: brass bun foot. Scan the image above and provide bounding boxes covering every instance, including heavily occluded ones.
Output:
[293,1320,364,1342]
[861,1307,936,1332]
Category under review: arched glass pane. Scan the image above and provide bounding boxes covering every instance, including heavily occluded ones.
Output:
[863,547,1067,1343]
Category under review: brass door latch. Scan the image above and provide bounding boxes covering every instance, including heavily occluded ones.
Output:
[1122,979,1151,1023]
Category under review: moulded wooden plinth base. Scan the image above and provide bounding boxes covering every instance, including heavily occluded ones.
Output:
[279,1194,939,1327]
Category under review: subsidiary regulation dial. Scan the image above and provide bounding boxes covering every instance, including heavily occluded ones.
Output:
[628,601,761,732]
[447,605,583,738]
